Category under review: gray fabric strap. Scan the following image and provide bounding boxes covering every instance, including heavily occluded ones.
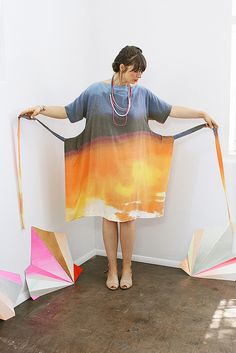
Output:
[173,123,208,140]
[19,115,65,142]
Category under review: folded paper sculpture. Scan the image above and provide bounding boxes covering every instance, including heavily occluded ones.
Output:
[25,226,83,300]
[0,270,22,320]
[181,223,236,281]
[181,127,236,281]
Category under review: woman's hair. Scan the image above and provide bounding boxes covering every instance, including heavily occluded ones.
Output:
[112,46,147,73]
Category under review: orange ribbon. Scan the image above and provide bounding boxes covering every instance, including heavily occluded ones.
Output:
[17,117,25,228]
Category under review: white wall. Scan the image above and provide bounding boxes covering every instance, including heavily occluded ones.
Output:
[0,0,96,305]
[0,0,235,306]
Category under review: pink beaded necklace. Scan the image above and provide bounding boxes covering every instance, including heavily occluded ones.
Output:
[109,74,132,127]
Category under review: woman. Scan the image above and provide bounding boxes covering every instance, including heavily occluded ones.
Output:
[19,45,218,291]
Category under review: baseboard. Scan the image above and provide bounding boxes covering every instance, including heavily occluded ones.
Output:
[74,248,97,266]
[95,249,181,268]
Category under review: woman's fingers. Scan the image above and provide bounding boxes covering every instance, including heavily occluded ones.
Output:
[19,107,40,118]
[209,120,219,129]
[19,109,33,117]
[204,114,219,129]
[31,111,37,118]
[213,120,219,128]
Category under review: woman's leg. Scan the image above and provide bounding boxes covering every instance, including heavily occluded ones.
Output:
[120,220,136,277]
[102,218,119,274]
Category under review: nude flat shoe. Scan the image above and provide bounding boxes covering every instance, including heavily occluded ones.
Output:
[104,266,119,290]
[120,271,133,290]
[106,271,119,290]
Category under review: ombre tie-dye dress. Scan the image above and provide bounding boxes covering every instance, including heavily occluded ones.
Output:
[64,81,172,222]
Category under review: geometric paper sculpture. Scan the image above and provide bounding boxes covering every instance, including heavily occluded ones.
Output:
[25,226,83,300]
[181,126,236,281]
[0,270,22,320]
[180,223,236,281]
[180,124,236,281]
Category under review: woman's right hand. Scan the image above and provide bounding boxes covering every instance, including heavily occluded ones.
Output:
[19,105,44,119]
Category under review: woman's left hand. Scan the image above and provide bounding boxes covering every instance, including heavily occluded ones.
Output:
[203,114,219,129]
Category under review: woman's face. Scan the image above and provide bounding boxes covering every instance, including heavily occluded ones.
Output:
[120,64,143,85]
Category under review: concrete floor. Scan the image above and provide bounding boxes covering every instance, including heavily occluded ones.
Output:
[0,255,236,353]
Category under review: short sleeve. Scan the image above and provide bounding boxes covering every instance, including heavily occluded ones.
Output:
[64,89,89,123]
[146,88,172,124]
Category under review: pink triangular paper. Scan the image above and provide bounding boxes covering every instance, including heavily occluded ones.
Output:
[26,264,73,283]
[0,270,22,285]
[31,228,72,283]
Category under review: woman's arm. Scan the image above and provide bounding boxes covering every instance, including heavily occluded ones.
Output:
[19,105,67,119]
[169,105,218,129]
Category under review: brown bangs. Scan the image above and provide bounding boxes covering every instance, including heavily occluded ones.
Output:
[127,53,147,72]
